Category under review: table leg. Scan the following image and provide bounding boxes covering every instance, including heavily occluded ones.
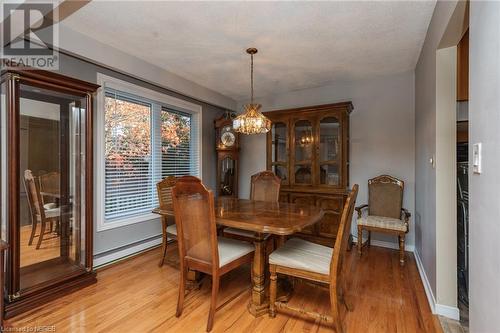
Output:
[275,235,293,302]
[247,233,269,317]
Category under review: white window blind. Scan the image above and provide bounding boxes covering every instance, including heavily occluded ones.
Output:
[158,107,200,178]
[104,88,200,222]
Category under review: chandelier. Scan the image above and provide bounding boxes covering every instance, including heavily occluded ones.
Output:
[233,48,271,135]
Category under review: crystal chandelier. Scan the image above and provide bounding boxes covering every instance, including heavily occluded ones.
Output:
[233,48,271,135]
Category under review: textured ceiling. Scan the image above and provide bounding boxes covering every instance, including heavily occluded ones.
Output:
[61,1,436,102]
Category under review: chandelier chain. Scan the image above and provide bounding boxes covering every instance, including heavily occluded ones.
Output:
[250,53,254,104]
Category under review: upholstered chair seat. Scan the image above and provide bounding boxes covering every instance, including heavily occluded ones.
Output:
[166,224,177,235]
[43,203,58,210]
[269,238,333,275]
[217,237,254,267]
[357,215,407,232]
[44,207,60,219]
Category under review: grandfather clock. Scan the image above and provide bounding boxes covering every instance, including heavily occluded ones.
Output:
[215,113,239,197]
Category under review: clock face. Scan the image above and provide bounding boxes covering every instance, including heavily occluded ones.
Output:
[221,131,236,147]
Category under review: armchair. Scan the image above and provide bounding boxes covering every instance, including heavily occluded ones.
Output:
[355,175,411,265]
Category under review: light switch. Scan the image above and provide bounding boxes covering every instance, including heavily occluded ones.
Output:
[473,143,482,174]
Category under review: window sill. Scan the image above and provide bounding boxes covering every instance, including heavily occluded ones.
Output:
[97,212,160,232]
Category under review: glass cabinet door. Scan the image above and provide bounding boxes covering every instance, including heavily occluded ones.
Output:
[219,157,236,196]
[293,119,313,185]
[1,81,6,243]
[270,121,288,185]
[18,83,87,291]
[318,116,341,186]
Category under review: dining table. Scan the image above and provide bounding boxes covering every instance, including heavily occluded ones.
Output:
[153,196,324,317]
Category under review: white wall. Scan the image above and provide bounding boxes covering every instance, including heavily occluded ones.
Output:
[469,1,500,331]
[239,71,415,249]
[435,46,457,309]
[414,0,458,306]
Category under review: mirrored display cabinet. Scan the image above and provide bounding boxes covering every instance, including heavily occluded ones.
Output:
[0,68,99,317]
[265,102,353,246]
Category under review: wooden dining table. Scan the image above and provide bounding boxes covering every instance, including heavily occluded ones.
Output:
[153,196,324,317]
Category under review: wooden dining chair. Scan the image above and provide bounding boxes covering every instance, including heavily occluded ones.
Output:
[355,175,411,265]
[156,176,178,267]
[223,171,281,242]
[39,171,60,233]
[172,176,254,332]
[268,184,359,333]
[24,170,60,249]
[39,171,60,210]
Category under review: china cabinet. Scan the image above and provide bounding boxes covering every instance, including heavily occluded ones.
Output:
[0,68,99,317]
[265,102,353,246]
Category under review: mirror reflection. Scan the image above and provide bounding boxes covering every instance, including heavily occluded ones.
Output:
[19,84,87,290]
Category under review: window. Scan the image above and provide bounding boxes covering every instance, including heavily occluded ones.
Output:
[96,74,202,230]
[104,91,152,220]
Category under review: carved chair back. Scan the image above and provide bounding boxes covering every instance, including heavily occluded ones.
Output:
[368,175,404,219]
[24,170,45,220]
[250,171,281,202]
[156,176,177,208]
[39,171,60,195]
[330,184,358,290]
[172,176,219,270]
[39,171,60,206]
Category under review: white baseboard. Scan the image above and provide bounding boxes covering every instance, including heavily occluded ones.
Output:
[93,236,163,268]
[352,236,415,252]
[414,250,460,321]
[414,249,437,313]
[435,304,460,320]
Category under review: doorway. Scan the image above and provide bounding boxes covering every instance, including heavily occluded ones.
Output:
[456,28,469,329]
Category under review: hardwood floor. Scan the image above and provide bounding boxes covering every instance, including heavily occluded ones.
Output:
[20,224,60,267]
[5,244,442,333]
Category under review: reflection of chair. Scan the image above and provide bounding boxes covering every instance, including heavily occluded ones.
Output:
[172,176,254,332]
[39,171,60,210]
[156,176,178,267]
[269,184,359,333]
[355,175,411,265]
[223,171,281,241]
[24,170,60,249]
[39,171,60,233]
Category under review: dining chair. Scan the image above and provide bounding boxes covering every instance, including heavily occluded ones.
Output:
[156,176,178,267]
[39,171,60,233]
[355,175,411,265]
[39,171,60,210]
[223,171,280,242]
[268,184,359,333]
[172,176,254,332]
[24,170,60,249]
